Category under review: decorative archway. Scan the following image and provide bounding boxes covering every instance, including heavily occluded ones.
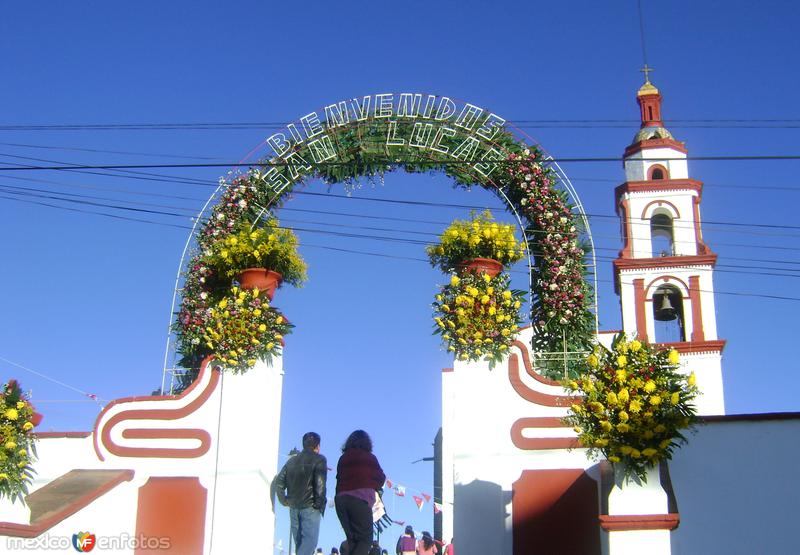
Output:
[167,93,597,388]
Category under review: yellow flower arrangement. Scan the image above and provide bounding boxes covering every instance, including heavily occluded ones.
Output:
[202,286,293,374]
[562,335,698,481]
[206,215,308,287]
[0,380,37,503]
[426,210,526,272]
[432,272,525,367]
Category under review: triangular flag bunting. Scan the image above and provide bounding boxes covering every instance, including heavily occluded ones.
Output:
[395,486,406,497]
[395,520,405,526]
[386,479,393,489]
[433,502,443,514]
[413,495,424,510]
[422,493,431,502]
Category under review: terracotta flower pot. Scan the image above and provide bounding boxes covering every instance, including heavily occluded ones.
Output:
[457,258,503,278]
[238,268,283,300]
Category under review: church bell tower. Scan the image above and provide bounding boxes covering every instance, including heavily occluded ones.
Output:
[613,73,725,415]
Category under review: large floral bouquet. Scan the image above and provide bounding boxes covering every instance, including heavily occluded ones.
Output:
[0,380,37,503]
[433,272,525,367]
[202,287,293,374]
[205,216,308,287]
[426,210,525,273]
[562,334,698,481]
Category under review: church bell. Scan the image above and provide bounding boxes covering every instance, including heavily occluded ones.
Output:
[654,291,678,321]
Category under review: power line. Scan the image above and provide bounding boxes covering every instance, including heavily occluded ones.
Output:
[2,154,800,172]
[3,119,800,131]
[3,189,800,280]
[2,193,797,300]
[4,181,800,261]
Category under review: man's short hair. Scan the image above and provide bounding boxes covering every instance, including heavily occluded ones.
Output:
[302,432,321,450]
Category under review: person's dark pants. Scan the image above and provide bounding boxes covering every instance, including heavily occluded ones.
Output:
[335,494,373,555]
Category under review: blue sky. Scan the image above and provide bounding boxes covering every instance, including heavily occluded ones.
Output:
[1,0,799,551]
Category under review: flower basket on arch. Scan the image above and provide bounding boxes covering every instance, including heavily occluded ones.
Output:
[426,210,525,274]
[205,215,307,297]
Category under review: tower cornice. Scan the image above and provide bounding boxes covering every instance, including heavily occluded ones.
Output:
[615,179,703,204]
[624,138,688,157]
[613,253,718,271]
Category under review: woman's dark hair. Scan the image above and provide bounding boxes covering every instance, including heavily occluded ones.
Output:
[342,429,372,452]
[421,532,433,550]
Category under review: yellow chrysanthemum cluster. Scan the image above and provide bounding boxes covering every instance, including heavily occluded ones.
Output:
[202,287,293,374]
[563,335,698,481]
[433,272,525,368]
[207,216,308,287]
[0,380,37,502]
[427,210,525,272]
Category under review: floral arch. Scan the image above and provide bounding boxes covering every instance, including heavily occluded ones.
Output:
[170,93,597,387]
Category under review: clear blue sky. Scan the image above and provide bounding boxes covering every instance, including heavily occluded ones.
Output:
[1,1,798,551]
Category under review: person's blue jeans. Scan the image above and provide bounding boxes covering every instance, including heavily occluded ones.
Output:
[290,506,322,555]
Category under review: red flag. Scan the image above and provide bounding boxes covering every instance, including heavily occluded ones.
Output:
[422,493,431,503]
[386,479,393,489]
[395,486,406,497]
[413,495,424,510]
[433,502,443,514]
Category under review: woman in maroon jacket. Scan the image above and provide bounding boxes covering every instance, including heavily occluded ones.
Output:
[335,430,386,555]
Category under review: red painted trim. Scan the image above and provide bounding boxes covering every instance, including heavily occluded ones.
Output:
[442,367,454,373]
[657,340,726,354]
[614,254,717,272]
[93,357,221,460]
[507,354,573,408]
[510,417,580,450]
[615,179,702,203]
[618,198,633,259]
[692,195,710,254]
[647,164,669,180]
[633,279,647,341]
[35,431,91,439]
[688,276,705,341]
[624,138,688,157]
[0,470,134,538]
[645,275,689,298]
[599,513,680,531]
[510,340,561,385]
[640,199,680,220]
[637,92,663,127]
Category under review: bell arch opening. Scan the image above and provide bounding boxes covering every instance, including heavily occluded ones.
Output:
[164,93,599,390]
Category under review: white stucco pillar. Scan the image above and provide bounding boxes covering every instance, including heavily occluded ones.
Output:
[207,358,284,555]
[602,463,675,555]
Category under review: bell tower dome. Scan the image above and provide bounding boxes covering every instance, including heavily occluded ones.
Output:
[613,74,726,415]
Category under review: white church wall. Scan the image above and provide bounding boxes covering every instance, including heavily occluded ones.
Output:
[624,147,688,182]
[441,328,597,555]
[668,416,800,555]
[1,358,284,555]
[624,191,700,259]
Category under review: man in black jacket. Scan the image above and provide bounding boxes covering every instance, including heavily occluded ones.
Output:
[275,432,328,555]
